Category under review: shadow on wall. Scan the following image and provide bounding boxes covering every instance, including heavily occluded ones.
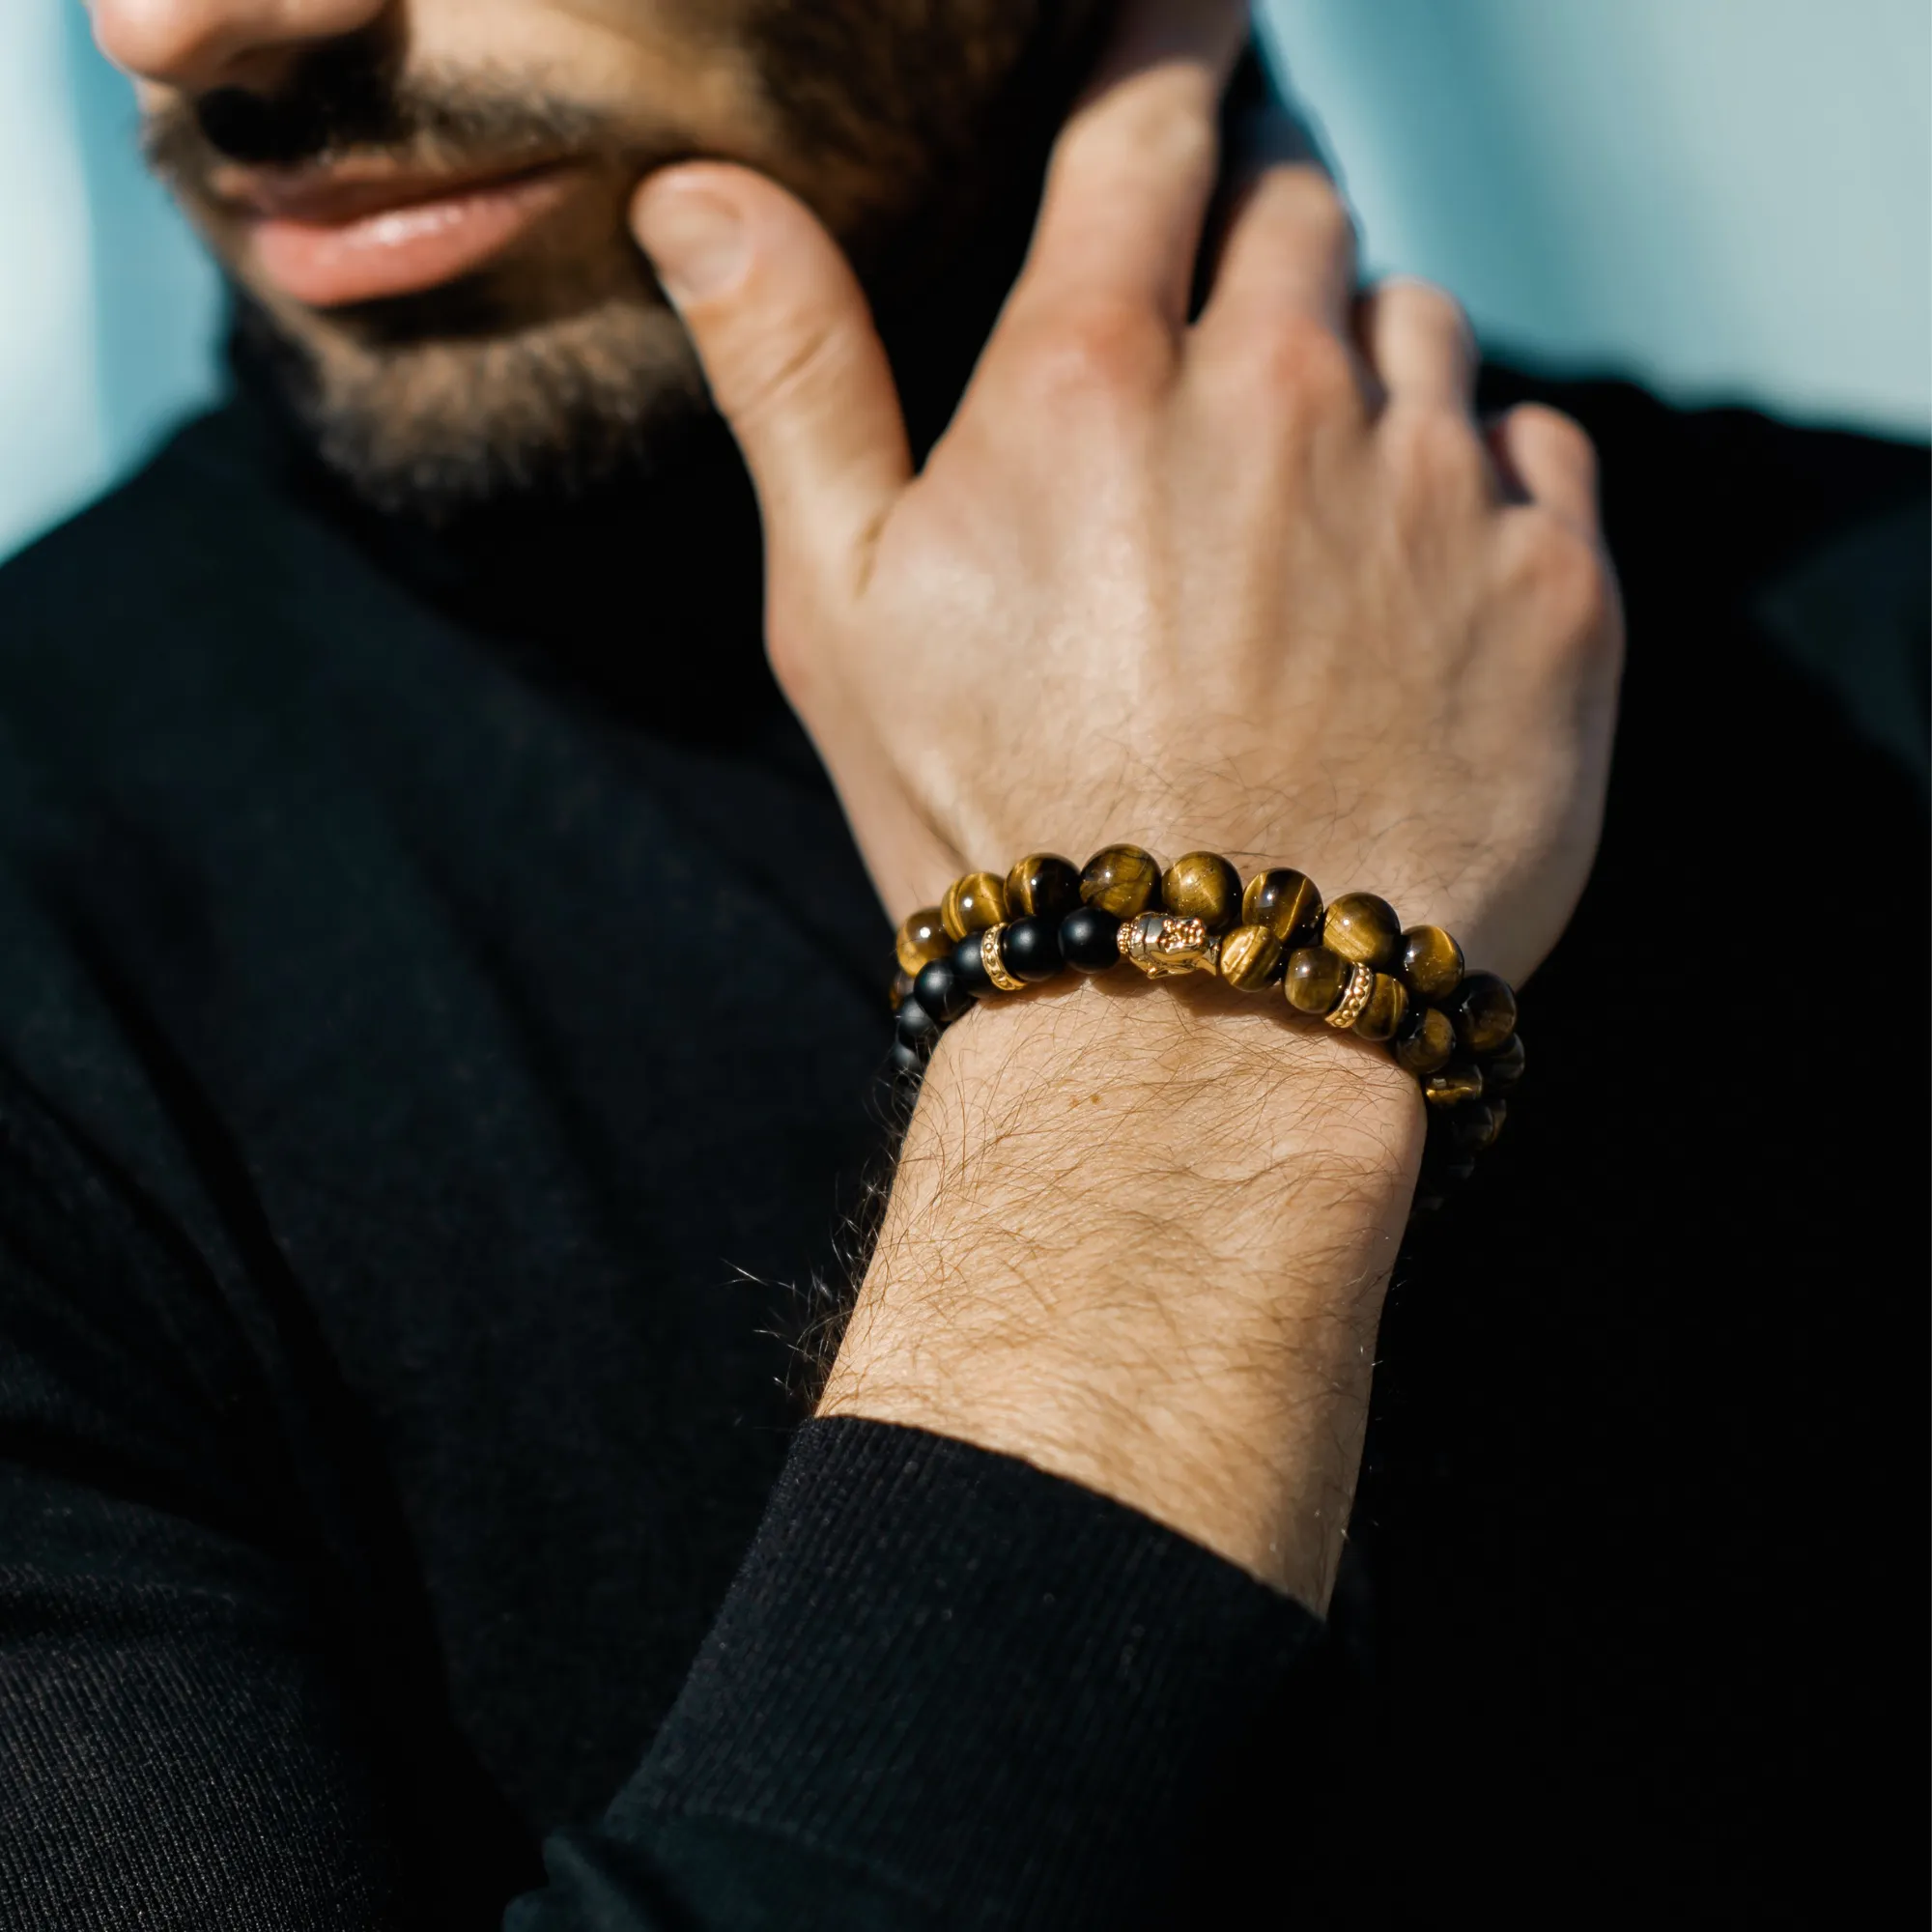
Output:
[1260,0,1930,435]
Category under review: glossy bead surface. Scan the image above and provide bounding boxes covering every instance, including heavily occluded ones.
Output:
[895,906,950,978]
[1323,893,1403,970]
[913,957,973,1025]
[1242,867,1323,947]
[1217,923,1283,991]
[1448,972,1518,1055]
[1004,853,1082,923]
[950,932,996,1000]
[1160,851,1241,932]
[889,968,916,1013]
[1422,1063,1485,1108]
[1284,946,1350,1016]
[1399,924,1464,1003]
[941,870,1009,942]
[1482,1034,1526,1096]
[1352,972,1408,1043]
[1079,844,1162,919]
[1059,907,1122,971]
[1001,916,1065,983]
[1392,1004,1456,1076]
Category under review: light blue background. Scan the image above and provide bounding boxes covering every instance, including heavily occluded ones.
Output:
[2,0,1926,562]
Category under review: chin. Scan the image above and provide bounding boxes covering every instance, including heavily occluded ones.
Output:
[229,274,717,521]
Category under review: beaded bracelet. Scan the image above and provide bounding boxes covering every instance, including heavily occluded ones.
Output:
[888,845,1523,1214]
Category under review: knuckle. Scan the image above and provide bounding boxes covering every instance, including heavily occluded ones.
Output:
[1385,402,1488,500]
[1239,310,1361,419]
[1506,510,1618,649]
[1021,295,1173,405]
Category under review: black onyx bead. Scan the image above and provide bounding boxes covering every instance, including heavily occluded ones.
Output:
[890,968,916,1013]
[950,932,997,1000]
[1483,1034,1526,1095]
[1001,916,1065,983]
[895,1000,939,1058]
[913,957,973,1025]
[1448,972,1518,1055]
[889,1038,925,1079]
[1060,906,1123,972]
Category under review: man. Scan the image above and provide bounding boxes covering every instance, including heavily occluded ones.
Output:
[0,1,1922,1926]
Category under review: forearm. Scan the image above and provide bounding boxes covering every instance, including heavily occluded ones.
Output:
[820,978,1422,1609]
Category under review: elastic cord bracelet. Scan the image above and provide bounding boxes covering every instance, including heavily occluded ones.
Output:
[888,845,1524,1214]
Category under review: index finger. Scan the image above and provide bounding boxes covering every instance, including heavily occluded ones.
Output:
[1006,0,1249,333]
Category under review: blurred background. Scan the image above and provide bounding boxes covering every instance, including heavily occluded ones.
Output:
[2,0,1926,563]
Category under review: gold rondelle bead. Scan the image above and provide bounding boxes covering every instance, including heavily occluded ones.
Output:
[1242,867,1322,947]
[1324,960,1376,1030]
[1399,924,1464,1004]
[1393,1005,1456,1076]
[1284,945,1350,1016]
[1323,893,1404,971]
[1005,853,1082,922]
[1160,851,1242,933]
[941,870,1009,941]
[1216,923,1283,991]
[1352,972,1408,1043]
[980,925,1024,993]
[1079,844,1163,919]
[895,906,950,978]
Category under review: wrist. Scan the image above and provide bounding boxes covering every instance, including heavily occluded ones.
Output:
[821,977,1422,1606]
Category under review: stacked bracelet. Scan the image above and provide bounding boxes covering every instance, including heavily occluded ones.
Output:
[888,845,1523,1214]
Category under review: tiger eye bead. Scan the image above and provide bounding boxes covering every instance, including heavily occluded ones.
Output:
[1448,972,1518,1056]
[1447,1100,1501,1155]
[1242,867,1323,947]
[1352,972,1408,1043]
[1422,1063,1486,1108]
[1399,924,1464,1004]
[1482,1034,1526,1096]
[1284,945,1351,1017]
[1392,1004,1456,1077]
[1323,893,1403,971]
[895,906,950,978]
[1080,844,1163,919]
[1005,853,1082,923]
[889,968,917,1013]
[940,870,1009,942]
[1160,851,1241,933]
[1217,923,1283,991]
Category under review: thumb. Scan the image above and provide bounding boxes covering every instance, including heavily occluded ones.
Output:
[632,163,912,597]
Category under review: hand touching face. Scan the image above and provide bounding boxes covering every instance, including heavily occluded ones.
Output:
[636,0,1621,984]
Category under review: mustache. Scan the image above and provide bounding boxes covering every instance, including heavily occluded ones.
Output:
[142,42,644,185]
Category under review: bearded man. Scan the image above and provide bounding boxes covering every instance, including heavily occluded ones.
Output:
[0,1,1921,1926]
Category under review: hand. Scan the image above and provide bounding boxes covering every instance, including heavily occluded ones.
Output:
[632,0,1621,987]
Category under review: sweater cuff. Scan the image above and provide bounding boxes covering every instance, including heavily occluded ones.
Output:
[616,1416,1320,1928]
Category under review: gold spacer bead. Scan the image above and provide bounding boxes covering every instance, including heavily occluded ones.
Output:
[1324,959,1376,1029]
[981,925,1024,993]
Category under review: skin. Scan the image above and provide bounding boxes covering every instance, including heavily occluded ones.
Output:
[93,0,1622,1609]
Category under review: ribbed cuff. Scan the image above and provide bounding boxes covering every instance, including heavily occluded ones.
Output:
[614,1417,1319,1929]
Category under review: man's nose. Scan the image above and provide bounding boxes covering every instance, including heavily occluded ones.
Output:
[89,0,388,93]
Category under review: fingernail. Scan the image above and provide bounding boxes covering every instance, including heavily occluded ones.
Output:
[633,180,748,304]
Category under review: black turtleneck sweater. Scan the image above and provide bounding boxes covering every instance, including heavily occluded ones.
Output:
[0,365,1923,1929]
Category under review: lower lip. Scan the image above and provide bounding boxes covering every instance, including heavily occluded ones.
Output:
[248,167,579,307]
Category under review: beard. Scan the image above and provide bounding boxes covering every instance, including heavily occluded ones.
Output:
[145,6,1090,525]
